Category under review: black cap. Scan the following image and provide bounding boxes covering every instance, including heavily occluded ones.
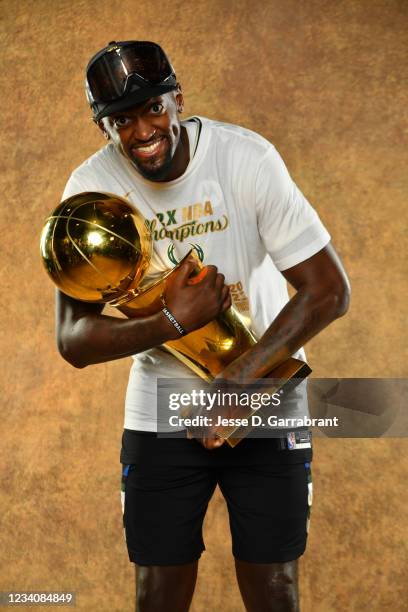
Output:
[85,40,177,122]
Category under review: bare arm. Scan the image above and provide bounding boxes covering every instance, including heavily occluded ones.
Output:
[56,257,231,369]
[56,292,177,368]
[188,242,350,450]
[215,242,350,383]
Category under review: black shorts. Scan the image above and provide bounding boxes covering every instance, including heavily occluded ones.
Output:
[120,430,313,566]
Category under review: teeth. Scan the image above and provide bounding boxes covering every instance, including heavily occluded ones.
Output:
[136,139,162,153]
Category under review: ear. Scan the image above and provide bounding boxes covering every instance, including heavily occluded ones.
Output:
[97,118,110,140]
[175,83,184,114]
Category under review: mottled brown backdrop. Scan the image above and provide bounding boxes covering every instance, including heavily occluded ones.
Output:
[1,0,407,610]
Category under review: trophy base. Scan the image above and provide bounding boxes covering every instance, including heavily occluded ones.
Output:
[224,359,312,447]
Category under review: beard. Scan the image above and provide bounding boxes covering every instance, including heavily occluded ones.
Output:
[129,142,175,182]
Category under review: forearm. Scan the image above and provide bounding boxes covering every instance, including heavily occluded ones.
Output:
[220,283,349,382]
[56,258,231,370]
[58,310,178,368]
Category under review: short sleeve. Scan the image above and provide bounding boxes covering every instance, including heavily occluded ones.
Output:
[255,146,331,271]
[61,173,88,200]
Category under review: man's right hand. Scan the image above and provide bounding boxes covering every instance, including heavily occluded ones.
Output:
[162,256,231,336]
[56,256,231,368]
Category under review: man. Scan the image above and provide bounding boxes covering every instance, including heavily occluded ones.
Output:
[57,40,350,611]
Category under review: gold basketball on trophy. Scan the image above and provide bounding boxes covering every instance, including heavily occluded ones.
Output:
[40,191,152,303]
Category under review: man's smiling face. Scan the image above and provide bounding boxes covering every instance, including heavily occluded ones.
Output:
[99,90,186,182]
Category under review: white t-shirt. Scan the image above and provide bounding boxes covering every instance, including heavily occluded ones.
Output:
[62,116,331,431]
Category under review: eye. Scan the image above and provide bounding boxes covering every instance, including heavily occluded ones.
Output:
[150,102,164,115]
[112,116,132,128]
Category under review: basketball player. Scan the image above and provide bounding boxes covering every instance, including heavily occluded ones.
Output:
[56,41,350,611]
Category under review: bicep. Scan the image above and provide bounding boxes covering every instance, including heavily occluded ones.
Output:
[55,289,104,337]
[281,242,350,297]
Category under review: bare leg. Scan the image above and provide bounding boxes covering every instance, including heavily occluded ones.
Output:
[135,561,198,612]
[235,559,299,612]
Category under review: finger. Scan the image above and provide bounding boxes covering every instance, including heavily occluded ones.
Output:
[210,438,225,449]
[214,273,226,293]
[221,291,232,312]
[187,267,208,285]
[220,284,230,301]
[202,437,225,450]
[173,257,201,285]
[202,265,218,286]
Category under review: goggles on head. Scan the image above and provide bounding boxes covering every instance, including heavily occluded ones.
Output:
[85,41,177,121]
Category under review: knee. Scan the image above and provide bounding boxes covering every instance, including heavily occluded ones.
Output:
[136,568,163,611]
[265,569,298,610]
[135,564,197,612]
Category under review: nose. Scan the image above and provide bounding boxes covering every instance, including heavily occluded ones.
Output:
[131,116,156,143]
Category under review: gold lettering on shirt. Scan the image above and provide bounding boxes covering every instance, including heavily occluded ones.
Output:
[229,281,250,314]
[147,215,229,243]
[146,200,228,243]
[182,201,214,222]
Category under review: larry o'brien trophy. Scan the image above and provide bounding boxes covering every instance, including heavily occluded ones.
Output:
[40,192,311,446]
